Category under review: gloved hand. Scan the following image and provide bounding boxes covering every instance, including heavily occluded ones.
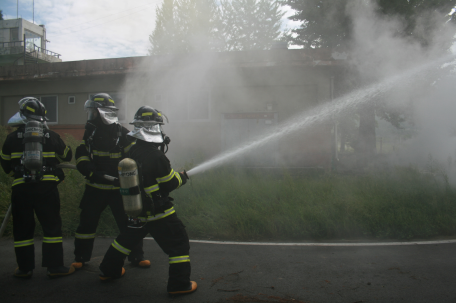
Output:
[88,171,108,183]
[113,178,120,187]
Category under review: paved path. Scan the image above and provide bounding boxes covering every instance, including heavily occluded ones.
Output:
[0,237,455,303]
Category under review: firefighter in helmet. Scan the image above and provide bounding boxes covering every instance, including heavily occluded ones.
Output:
[72,93,149,270]
[99,106,196,295]
[0,97,74,278]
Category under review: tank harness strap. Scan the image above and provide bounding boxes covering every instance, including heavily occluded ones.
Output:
[120,185,141,196]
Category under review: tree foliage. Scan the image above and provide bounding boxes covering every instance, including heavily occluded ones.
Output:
[282,0,456,50]
[149,0,285,55]
[0,10,3,20]
[281,0,456,162]
[219,0,285,51]
[149,0,220,55]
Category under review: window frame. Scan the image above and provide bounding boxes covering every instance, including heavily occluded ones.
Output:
[37,95,59,124]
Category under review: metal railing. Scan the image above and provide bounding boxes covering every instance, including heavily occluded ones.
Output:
[0,40,61,59]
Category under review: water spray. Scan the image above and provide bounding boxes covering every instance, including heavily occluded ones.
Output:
[186,55,456,177]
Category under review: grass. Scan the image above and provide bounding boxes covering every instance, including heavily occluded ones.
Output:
[1,125,456,241]
[172,166,456,241]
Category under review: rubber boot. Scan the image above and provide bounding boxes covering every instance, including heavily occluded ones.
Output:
[47,265,76,278]
[99,267,126,281]
[71,261,85,270]
[14,268,33,279]
[168,281,198,296]
[130,259,151,268]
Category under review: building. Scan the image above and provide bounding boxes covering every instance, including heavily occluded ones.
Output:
[0,49,345,169]
[0,18,61,66]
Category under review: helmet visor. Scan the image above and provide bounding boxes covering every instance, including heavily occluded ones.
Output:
[127,123,164,143]
[7,112,29,126]
[98,108,119,125]
[85,107,99,121]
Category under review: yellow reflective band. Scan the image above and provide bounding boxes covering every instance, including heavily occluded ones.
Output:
[157,169,175,183]
[11,152,23,159]
[76,156,90,164]
[12,178,25,186]
[108,99,115,103]
[43,237,62,244]
[157,113,162,116]
[43,152,56,158]
[58,146,70,158]
[14,239,34,248]
[138,207,175,222]
[142,112,153,116]
[174,172,182,188]
[124,141,135,153]
[110,152,122,158]
[112,240,131,255]
[26,106,35,112]
[144,184,159,194]
[94,98,105,101]
[41,175,60,182]
[75,233,96,239]
[8,171,14,177]
[169,255,190,264]
[0,151,11,160]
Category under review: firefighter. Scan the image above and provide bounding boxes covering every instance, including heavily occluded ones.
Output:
[0,97,74,278]
[72,93,149,269]
[98,106,196,296]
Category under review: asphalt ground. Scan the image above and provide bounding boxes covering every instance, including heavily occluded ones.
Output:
[0,237,455,303]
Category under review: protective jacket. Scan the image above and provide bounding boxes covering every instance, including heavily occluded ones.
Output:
[75,122,135,189]
[0,125,71,191]
[129,139,187,221]
[73,120,143,263]
[0,126,72,271]
[99,138,190,292]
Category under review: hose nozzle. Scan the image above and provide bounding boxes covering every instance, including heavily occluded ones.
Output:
[182,170,190,180]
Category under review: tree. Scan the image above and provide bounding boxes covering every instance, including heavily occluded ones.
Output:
[149,0,220,55]
[149,0,178,55]
[219,0,285,51]
[0,10,3,20]
[281,0,456,167]
[149,0,285,54]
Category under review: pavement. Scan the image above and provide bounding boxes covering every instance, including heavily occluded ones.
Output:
[0,237,455,303]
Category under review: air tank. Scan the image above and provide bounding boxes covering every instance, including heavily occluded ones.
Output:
[118,158,143,217]
[23,120,44,173]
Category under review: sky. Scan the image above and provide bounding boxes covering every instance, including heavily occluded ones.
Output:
[1,0,299,62]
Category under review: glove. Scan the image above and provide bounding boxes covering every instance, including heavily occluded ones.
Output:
[88,171,107,183]
[113,178,120,187]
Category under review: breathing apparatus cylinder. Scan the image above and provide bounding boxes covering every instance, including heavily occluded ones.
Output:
[118,158,143,217]
[23,120,44,180]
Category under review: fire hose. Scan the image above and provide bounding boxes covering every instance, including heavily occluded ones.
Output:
[0,164,116,238]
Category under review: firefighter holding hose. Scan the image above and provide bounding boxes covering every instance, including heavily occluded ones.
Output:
[0,97,74,278]
[72,93,149,270]
[99,106,197,296]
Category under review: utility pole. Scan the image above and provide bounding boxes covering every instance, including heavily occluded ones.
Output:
[17,0,19,18]
[33,0,35,23]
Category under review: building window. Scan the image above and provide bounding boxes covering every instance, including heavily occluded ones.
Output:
[89,92,126,122]
[68,96,75,104]
[39,96,58,124]
[159,90,210,122]
[25,30,42,51]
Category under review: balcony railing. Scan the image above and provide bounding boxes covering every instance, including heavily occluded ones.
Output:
[0,41,61,59]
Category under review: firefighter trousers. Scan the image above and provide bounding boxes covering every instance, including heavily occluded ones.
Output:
[74,185,144,262]
[11,185,64,270]
[99,213,191,292]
